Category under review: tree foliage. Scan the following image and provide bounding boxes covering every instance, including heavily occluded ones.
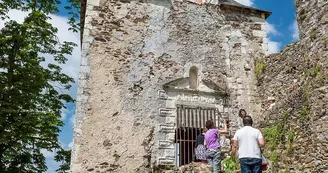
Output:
[0,0,80,172]
[55,149,71,173]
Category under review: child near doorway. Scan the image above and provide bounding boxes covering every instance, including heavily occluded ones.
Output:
[195,128,208,163]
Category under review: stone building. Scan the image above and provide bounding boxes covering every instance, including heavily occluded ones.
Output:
[71,0,271,172]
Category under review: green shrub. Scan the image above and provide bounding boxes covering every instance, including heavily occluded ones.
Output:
[222,156,239,173]
[300,106,310,123]
[255,62,266,77]
[263,124,284,150]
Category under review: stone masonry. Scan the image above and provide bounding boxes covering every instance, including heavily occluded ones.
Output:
[257,0,328,172]
[71,0,270,172]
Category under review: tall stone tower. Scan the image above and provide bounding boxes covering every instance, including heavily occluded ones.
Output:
[71,0,270,172]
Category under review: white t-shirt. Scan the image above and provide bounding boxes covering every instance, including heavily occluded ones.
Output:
[233,126,263,159]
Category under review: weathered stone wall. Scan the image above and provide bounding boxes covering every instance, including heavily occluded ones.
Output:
[295,0,327,40]
[257,0,327,172]
[71,0,268,172]
[154,162,213,173]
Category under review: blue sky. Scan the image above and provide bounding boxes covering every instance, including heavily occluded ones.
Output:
[252,0,299,51]
[3,0,297,172]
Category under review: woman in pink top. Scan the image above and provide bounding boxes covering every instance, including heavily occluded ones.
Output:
[204,120,228,173]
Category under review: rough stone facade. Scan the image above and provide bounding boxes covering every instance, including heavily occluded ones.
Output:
[257,0,328,172]
[155,162,213,173]
[71,0,270,172]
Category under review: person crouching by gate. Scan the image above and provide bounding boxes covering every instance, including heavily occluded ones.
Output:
[204,119,229,173]
[195,128,208,163]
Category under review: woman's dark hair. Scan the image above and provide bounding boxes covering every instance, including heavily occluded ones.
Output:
[205,120,214,129]
[243,116,253,126]
[239,109,247,118]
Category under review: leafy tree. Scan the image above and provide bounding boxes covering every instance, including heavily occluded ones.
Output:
[0,0,80,172]
[55,149,71,173]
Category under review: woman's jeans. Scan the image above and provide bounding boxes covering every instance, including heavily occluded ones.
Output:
[205,149,221,173]
[239,158,262,173]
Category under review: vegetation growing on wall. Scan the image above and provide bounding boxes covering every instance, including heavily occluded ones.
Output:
[255,61,266,78]
[262,111,297,172]
[222,156,239,173]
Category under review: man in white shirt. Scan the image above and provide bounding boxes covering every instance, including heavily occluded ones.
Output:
[232,116,265,173]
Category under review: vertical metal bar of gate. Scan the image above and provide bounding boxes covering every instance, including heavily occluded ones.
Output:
[187,108,190,165]
[176,107,179,167]
[205,109,208,123]
[191,108,194,162]
[201,109,206,130]
[198,107,201,134]
[213,109,216,127]
[180,107,183,166]
[182,106,185,166]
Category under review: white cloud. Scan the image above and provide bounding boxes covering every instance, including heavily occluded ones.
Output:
[41,149,55,158]
[70,113,75,125]
[265,22,281,36]
[267,39,281,54]
[61,107,68,120]
[68,141,73,148]
[289,20,299,41]
[61,105,75,121]
[264,22,281,54]
[235,0,254,6]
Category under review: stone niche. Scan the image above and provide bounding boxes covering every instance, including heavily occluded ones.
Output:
[153,67,230,167]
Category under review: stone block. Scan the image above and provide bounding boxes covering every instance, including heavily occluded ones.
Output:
[80,66,90,74]
[158,158,175,165]
[158,140,174,149]
[164,149,175,158]
[253,30,265,37]
[166,117,175,124]
[82,42,90,50]
[159,108,174,117]
[78,79,87,89]
[166,132,176,141]
[158,90,168,100]
[87,0,100,6]
[82,29,90,37]
[159,124,175,133]
[166,101,176,109]
[80,56,89,66]
[76,94,88,102]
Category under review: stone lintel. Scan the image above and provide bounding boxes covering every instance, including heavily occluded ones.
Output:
[158,158,175,165]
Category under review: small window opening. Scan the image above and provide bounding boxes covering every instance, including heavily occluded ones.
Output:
[189,66,198,89]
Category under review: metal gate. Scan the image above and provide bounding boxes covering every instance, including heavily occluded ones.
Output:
[175,105,220,167]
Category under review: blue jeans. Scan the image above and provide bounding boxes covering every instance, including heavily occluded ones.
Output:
[205,149,221,173]
[239,158,262,173]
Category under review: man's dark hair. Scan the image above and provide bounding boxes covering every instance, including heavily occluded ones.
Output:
[205,120,214,129]
[243,116,253,126]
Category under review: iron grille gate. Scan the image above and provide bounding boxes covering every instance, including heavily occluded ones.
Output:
[175,105,219,167]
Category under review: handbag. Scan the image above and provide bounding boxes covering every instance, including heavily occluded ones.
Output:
[261,154,268,171]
